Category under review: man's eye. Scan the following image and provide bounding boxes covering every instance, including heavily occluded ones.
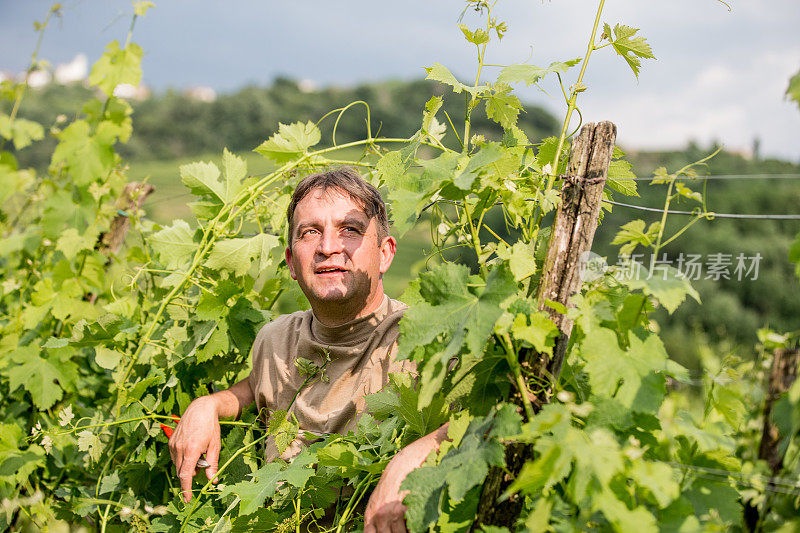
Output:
[343,227,361,234]
[300,229,319,238]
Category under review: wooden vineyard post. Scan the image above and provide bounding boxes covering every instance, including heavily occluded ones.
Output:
[531,121,617,405]
[744,347,800,530]
[98,182,155,256]
[474,121,617,529]
[87,182,154,304]
[759,347,800,472]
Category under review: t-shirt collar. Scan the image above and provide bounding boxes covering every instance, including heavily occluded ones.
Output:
[310,294,391,345]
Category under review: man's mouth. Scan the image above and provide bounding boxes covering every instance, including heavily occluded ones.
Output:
[315,266,348,275]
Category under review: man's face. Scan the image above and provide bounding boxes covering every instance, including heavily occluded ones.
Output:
[285,187,396,322]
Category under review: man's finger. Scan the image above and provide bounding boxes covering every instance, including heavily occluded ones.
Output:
[370,512,392,533]
[168,438,176,466]
[390,515,407,533]
[178,453,198,503]
[363,525,376,533]
[205,437,221,483]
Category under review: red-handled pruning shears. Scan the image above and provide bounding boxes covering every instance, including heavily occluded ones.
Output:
[160,415,180,438]
[160,415,211,468]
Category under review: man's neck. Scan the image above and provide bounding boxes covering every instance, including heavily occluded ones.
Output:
[311,288,386,328]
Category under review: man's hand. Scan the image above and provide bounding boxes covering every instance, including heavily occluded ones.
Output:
[168,378,255,502]
[168,395,221,502]
[363,462,410,533]
[364,423,450,533]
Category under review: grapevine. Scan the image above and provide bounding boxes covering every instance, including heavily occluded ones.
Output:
[2,1,800,532]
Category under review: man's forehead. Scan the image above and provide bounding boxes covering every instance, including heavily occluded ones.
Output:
[294,187,371,222]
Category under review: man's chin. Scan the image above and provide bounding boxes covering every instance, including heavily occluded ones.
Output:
[306,285,352,303]
[314,291,349,302]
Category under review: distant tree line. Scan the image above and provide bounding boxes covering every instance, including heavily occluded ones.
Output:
[5,77,560,166]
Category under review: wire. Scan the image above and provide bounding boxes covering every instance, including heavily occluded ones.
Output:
[627,173,800,181]
[662,461,800,496]
[604,200,800,220]
[421,198,800,221]
[146,193,193,206]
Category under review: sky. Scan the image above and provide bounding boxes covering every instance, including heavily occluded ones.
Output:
[2,0,799,161]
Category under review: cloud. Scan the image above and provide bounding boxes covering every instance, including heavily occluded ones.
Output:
[2,0,798,159]
[569,44,800,160]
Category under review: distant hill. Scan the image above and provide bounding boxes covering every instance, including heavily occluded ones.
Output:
[5,78,560,167]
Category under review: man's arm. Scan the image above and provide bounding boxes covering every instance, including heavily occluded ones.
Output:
[363,423,450,533]
[168,378,255,502]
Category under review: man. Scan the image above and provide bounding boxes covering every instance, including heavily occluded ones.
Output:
[169,167,448,532]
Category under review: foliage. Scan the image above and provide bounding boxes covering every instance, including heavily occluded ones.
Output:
[787,69,800,110]
[2,1,798,532]
[4,80,560,170]
[594,146,800,366]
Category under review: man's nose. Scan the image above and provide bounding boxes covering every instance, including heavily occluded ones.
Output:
[317,228,345,256]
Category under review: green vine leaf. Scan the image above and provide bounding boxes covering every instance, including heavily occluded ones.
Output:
[484,84,522,130]
[267,410,299,455]
[495,241,536,282]
[580,329,671,413]
[77,430,103,463]
[0,115,44,150]
[94,346,124,370]
[2,347,65,410]
[496,59,581,86]
[602,23,655,78]
[50,120,116,185]
[195,321,229,362]
[453,143,504,190]
[458,24,490,45]
[787,70,800,108]
[611,220,660,256]
[619,262,701,313]
[398,263,516,361]
[254,121,321,163]
[424,62,489,96]
[511,312,558,355]
[180,161,227,203]
[221,462,285,515]
[88,40,144,96]
[401,412,509,532]
[380,149,444,236]
[149,219,198,269]
[606,148,639,197]
[422,97,447,143]
[205,233,280,276]
[56,228,97,260]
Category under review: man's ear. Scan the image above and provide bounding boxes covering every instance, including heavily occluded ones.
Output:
[379,236,397,275]
[285,246,297,280]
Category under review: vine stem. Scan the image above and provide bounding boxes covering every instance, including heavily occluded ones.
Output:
[501,333,534,421]
[0,2,55,234]
[649,149,720,276]
[334,474,377,533]
[546,0,607,192]
[462,200,489,277]
[179,433,269,532]
[649,179,676,276]
[3,6,56,135]
[461,0,496,152]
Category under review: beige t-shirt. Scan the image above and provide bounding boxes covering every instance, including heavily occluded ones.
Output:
[248,295,416,461]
